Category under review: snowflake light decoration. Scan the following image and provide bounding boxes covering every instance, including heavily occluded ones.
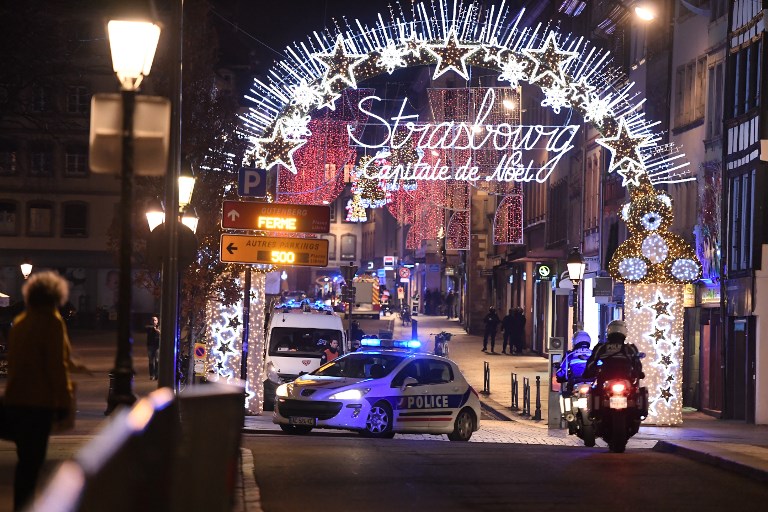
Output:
[498,55,529,87]
[377,40,408,74]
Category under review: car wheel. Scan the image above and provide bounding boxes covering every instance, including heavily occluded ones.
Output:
[362,401,393,438]
[447,408,474,441]
[279,424,313,435]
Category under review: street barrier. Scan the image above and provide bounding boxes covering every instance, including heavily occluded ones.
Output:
[510,372,519,411]
[532,376,542,421]
[521,377,531,417]
[482,361,490,394]
[31,382,245,512]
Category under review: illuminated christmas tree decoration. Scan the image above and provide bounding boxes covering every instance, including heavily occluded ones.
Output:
[346,194,367,222]
[313,35,367,89]
[596,117,650,173]
[425,28,479,80]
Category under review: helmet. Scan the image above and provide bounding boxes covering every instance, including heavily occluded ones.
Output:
[572,330,591,349]
[606,320,628,341]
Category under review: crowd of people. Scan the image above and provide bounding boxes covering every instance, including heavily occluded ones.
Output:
[422,289,458,318]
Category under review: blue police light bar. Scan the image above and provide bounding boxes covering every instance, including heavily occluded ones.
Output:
[360,338,421,350]
[361,338,382,347]
[394,340,421,349]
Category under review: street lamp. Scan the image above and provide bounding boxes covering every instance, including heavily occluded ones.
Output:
[567,247,586,335]
[20,259,33,280]
[104,10,161,415]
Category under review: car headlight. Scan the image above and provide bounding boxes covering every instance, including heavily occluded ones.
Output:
[275,383,289,398]
[329,388,370,400]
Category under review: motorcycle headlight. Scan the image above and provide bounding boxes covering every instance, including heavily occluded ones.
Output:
[329,388,370,400]
[275,383,289,398]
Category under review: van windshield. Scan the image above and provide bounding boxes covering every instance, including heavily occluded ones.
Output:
[269,327,343,357]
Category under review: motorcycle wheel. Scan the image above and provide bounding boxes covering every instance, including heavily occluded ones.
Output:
[608,411,627,453]
[579,413,595,447]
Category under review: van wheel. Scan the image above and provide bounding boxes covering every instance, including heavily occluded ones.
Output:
[280,424,312,435]
[447,408,475,441]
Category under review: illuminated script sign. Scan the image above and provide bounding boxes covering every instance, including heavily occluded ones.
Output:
[348,88,578,186]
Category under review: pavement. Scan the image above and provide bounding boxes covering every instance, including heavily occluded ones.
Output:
[0,318,766,512]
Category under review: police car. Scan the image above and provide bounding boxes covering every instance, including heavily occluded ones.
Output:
[273,339,481,441]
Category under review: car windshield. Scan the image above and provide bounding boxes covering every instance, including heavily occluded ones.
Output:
[312,353,405,379]
[269,327,343,357]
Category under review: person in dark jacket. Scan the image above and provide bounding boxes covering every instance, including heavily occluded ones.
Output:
[146,315,160,380]
[510,307,527,354]
[500,308,514,354]
[482,307,501,353]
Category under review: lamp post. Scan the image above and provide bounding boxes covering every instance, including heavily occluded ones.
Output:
[566,247,586,337]
[104,14,161,415]
[20,259,33,280]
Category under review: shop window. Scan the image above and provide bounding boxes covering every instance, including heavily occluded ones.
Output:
[340,234,356,261]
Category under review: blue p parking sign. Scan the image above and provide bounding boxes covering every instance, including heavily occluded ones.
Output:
[238,167,267,197]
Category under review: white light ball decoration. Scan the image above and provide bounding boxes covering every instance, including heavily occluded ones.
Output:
[671,259,700,282]
[618,257,648,280]
[621,203,631,221]
[640,212,662,231]
[625,283,685,425]
[641,233,669,263]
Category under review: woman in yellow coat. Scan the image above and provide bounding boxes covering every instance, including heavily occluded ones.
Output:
[6,271,73,510]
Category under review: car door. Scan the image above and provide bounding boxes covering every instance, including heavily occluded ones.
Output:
[421,360,461,427]
[390,360,432,430]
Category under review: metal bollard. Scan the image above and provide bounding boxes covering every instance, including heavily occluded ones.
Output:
[482,361,490,394]
[411,319,418,339]
[532,376,542,420]
[511,372,519,410]
[521,377,530,417]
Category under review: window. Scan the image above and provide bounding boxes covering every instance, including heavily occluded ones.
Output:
[66,85,89,114]
[340,234,356,261]
[0,142,18,176]
[728,171,754,273]
[731,41,763,117]
[32,86,52,112]
[546,179,567,246]
[0,201,18,236]
[329,201,336,223]
[64,146,88,177]
[27,201,54,236]
[706,61,724,139]
[674,56,707,128]
[324,234,337,260]
[62,202,88,237]
[584,153,600,232]
[29,143,53,177]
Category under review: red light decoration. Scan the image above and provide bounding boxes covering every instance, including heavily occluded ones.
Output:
[494,190,524,245]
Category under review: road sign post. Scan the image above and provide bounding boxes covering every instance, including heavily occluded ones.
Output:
[221,201,331,233]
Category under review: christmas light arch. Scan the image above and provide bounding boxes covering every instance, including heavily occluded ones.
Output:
[236,0,702,423]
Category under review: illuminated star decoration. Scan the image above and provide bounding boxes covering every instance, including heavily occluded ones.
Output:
[254,124,307,174]
[219,341,232,354]
[649,327,666,343]
[425,28,479,80]
[403,32,425,57]
[660,354,673,367]
[569,77,595,105]
[313,35,367,89]
[481,36,506,64]
[651,296,671,318]
[635,301,644,309]
[522,31,577,86]
[596,117,650,173]
[317,86,342,111]
[617,162,646,187]
[660,387,673,402]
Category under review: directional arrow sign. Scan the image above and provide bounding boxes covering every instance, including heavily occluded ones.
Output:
[219,234,329,267]
[221,200,331,233]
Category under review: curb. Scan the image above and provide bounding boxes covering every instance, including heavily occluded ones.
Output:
[653,441,768,484]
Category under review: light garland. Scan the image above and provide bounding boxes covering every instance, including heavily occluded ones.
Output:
[494,191,524,245]
[625,284,685,425]
[345,194,367,222]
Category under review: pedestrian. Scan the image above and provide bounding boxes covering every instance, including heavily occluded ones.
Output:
[482,307,500,353]
[445,291,455,319]
[500,308,514,354]
[5,271,75,510]
[146,315,160,380]
[321,339,340,364]
[511,307,527,354]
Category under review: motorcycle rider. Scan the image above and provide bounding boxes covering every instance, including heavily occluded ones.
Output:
[556,331,593,393]
[583,320,645,381]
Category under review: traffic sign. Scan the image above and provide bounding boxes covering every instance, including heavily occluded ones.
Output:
[219,234,329,267]
[221,201,331,233]
[193,343,207,360]
[238,167,267,197]
[398,267,411,279]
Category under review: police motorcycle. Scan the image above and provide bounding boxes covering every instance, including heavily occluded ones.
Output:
[556,331,596,447]
[432,331,453,357]
[584,320,649,453]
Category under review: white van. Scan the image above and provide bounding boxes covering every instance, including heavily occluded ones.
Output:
[263,300,347,410]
